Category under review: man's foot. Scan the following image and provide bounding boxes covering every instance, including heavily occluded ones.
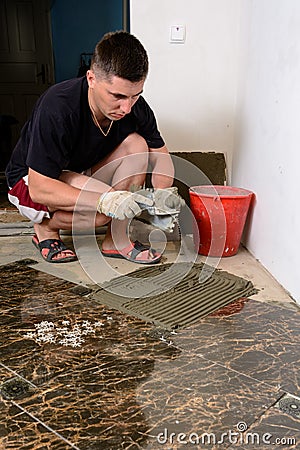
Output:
[101,240,161,264]
[32,235,77,263]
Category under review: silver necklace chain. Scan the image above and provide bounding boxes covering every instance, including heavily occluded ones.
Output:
[88,90,113,137]
[90,108,113,137]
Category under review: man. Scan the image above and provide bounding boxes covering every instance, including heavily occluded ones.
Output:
[5,31,175,264]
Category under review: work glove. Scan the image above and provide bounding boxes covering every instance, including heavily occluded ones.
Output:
[153,187,185,214]
[97,190,153,220]
[133,187,185,214]
[133,187,185,232]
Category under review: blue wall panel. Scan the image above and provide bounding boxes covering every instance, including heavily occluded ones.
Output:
[51,0,123,82]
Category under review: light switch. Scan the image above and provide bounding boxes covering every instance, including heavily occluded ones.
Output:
[170,25,185,43]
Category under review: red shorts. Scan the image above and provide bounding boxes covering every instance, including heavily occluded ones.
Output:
[8,176,51,223]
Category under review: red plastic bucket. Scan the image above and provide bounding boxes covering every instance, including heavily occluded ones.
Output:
[189,185,254,257]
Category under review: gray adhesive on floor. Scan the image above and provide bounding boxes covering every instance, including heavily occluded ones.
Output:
[92,263,258,329]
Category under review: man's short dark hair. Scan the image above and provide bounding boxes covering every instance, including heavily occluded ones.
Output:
[91,31,149,82]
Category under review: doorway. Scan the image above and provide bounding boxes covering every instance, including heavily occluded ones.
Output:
[0,0,127,207]
[0,0,55,154]
[0,0,55,208]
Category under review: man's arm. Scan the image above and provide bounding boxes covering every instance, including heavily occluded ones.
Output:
[28,168,153,220]
[149,145,174,188]
[28,168,100,212]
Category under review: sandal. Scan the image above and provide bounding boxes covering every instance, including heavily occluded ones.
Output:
[32,235,77,263]
[101,240,161,264]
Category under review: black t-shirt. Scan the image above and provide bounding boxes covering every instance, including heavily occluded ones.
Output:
[6,77,165,187]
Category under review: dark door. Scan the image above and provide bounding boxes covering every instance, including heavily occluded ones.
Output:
[0,0,54,149]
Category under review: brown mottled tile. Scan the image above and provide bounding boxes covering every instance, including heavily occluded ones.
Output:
[0,287,179,386]
[174,299,300,395]
[0,322,178,449]
[0,368,69,449]
[0,413,70,450]
[0,300,179,448]
[225,407,300,449]
[136,355,285,449]
[0,260,75,313]
[0,261,299,449]
[5,354,281,449]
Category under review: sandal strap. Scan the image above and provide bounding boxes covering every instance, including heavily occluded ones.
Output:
[129,240,152,261]
[37,239,69,262]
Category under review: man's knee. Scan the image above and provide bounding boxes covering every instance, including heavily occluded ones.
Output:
[90,133,149,183]
[117,133,149,173]
[122,133,148,156]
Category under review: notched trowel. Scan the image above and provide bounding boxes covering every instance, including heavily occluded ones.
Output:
[134,187,185,232]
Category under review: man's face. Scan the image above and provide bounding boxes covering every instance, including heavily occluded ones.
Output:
[87,71,145,120]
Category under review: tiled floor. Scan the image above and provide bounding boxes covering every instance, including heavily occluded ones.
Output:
[0,218,299,449]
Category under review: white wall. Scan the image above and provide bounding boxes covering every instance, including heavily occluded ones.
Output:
[131,0,300,302]
[232,0,300,301]
[130,0,240,175]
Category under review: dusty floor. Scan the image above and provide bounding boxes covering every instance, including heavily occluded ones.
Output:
[0,215,299,449]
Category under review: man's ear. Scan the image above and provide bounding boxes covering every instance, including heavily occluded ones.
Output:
[86,69,96,88]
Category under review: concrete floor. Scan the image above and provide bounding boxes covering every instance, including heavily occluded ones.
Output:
[0,215,299,449]
[0,216,296,310]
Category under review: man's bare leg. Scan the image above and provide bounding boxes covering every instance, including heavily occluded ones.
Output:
[33,207,110,261]
[34,133,157,262]
[33,168,112,261]
[90,133,159,262]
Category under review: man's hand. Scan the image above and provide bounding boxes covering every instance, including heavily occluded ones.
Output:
[130,186,185,215]
[97,190,153,220]
[133,187,185,232]
[153,187,185,213]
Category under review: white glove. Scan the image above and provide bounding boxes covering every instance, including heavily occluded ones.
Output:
[97,190,153,220]
[153,187,185,213]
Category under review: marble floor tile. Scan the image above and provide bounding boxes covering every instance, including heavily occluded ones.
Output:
[174,299,300,396]
[0,268,178,387]
[135,355,285,449]
[225,406,299,449]
[0,260,299,449]
[1,353,283,449]
[0,413,71,450]
[0,259,75,312]
[0,366,69,449]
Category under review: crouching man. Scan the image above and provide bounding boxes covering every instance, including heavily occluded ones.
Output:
[6,31,175,264]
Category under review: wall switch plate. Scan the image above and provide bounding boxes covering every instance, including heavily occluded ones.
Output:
[170,25,185,43]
